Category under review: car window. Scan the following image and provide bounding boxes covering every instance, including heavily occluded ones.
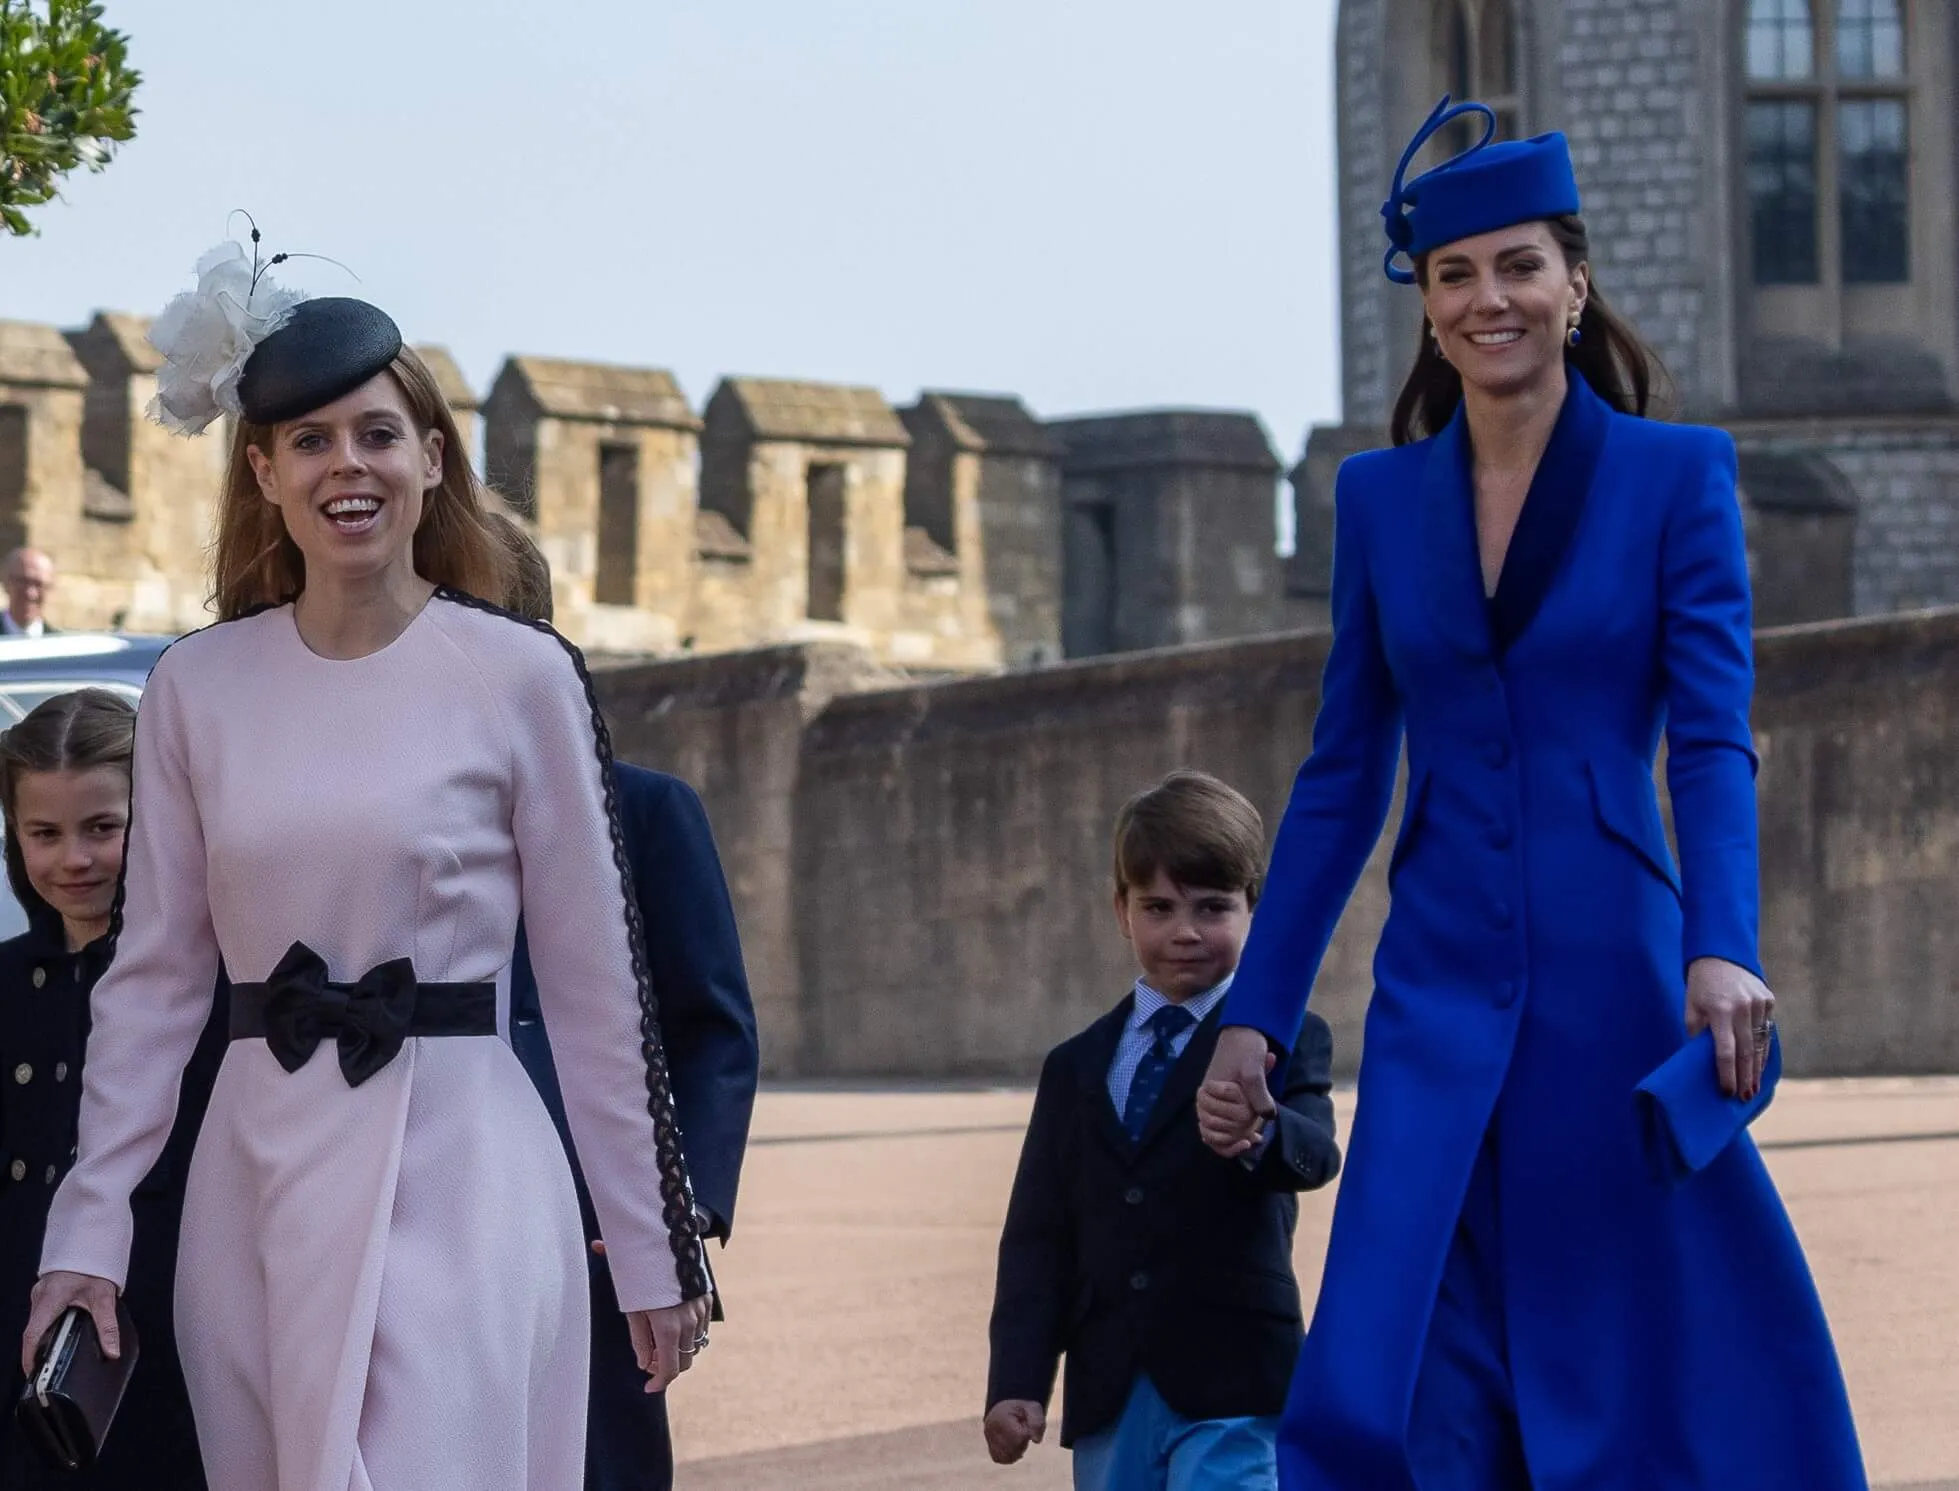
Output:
[0,680,145,717]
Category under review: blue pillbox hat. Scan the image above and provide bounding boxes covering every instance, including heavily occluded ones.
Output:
[1380,96,1583,284]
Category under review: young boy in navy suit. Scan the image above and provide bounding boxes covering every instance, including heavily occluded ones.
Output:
[984,770,1341,1490]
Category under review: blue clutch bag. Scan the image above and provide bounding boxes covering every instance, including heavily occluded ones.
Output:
[1634,1027,1782,1186]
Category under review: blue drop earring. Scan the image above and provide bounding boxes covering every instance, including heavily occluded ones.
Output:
[1567,318,1583,348]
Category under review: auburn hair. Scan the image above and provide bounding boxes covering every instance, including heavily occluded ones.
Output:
[1390,214,1672,446]
[210,347,514,620]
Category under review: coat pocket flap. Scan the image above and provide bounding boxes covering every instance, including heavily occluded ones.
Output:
[1585,760,1681,895]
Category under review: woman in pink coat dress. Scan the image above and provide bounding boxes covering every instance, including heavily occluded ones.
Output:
[19,241,713,1490]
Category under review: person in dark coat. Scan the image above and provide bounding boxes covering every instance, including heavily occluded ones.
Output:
[985,770,1342,1490]
[0,689,224,1489]
[493,513,761,1491]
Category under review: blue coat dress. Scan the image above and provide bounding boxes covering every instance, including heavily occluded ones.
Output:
[1223,373,1868,1491]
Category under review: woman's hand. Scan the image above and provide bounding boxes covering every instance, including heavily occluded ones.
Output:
[21,1271,120,1377]
[626,1295,712,1394]
[1198,1026,1280,1158]
[1685,956,1776,1101]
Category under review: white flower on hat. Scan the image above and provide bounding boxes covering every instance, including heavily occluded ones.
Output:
[146,241,308,436]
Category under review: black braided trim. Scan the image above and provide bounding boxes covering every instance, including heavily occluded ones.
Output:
[432,586,710,1301]
[103,599,288,964]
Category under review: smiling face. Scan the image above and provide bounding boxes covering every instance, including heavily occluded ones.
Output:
[245,371,444,592]
[13,765,129,937]
[1420,220,1589,401]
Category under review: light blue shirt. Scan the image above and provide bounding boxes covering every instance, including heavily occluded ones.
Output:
[1106,974,1234,1114]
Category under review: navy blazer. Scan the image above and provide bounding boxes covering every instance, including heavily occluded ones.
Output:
[986,999,1340,1446]
[510,763,759,1242]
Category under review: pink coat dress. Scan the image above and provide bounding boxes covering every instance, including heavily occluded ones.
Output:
[38,591,708,1491]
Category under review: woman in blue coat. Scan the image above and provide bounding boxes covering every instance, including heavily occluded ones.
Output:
[1197,99,1868,1491]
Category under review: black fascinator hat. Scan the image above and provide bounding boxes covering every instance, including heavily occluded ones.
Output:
[145,221,403,436]
[235,298,403,426]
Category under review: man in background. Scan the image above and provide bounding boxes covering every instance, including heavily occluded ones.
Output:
[1,548,57,636]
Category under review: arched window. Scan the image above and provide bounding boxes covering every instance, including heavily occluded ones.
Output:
[1744,0,1910,287]
[1437,0,1520,156]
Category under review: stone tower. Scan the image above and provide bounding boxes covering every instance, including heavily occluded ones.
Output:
[1302,0,1959,623]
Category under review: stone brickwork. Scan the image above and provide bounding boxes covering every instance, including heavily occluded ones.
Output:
[4,309,1297,661]
[1554,0,1730,412]
[696,378,1001,672]
[900,393,1065,669]
[1306,0,1959,627]
[483,355,700,653]
[1051,411,1284,658]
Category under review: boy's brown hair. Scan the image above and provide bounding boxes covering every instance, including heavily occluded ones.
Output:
[1112,769,1266,907]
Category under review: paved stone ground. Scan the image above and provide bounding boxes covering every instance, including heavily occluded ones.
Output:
[666,1080,1959,1489]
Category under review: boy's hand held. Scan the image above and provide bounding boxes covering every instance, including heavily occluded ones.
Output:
[1198,1025,1278,1157]
[983,1400,1046,1464]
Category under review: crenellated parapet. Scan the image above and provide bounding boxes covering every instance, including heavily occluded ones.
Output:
[3,313,1298,666]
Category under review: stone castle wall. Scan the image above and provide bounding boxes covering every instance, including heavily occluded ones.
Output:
[594,605,1959,1082]
[2,314,1299,670]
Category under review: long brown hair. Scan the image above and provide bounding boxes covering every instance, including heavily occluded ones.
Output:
[210,347,514,619]
[1389,214,1672,446]
[0,689,136,921]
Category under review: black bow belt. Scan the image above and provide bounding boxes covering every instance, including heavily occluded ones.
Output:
[229,941,496,1088]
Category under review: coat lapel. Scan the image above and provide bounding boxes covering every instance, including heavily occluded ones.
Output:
[1419,409,1495,661]
[1487,372,1612,656]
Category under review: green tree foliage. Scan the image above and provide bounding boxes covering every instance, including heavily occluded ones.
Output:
[0,0,140,236]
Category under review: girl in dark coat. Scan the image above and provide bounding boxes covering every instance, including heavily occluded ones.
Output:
[0,689,217,1489]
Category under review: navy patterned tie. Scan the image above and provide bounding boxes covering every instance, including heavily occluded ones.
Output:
[1122,1005,1198,1141]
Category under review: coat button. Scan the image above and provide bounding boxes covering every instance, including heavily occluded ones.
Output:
[43,1167,56,1186]
[1129,1272,1149,1292]
[54,1062,69,1083]
[1124,1187,1144,1206]
[1497,979,1520,1008]
[12,1064,30,1085]
[7,1161,22,1182]
[31,968,46,989]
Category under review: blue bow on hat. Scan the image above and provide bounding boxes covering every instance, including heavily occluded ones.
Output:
[1380,95,1583,285]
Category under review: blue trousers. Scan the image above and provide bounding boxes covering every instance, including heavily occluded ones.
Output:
[1073,1374,1279,1491]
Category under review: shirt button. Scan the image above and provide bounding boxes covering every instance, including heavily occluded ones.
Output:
[1129,1272,1149,1292]
[31,968,46,989]
[54,1062,69,1083]
[13,1063,31,1085]
[7,1161,22,1182]
[43,1167,56,1186]
[1124,1187,1144,1206]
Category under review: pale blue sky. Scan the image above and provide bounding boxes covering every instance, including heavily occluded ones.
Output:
[5,0,1341,537]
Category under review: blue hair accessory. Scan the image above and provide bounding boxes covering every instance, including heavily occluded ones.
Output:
[1380,95,1582,285]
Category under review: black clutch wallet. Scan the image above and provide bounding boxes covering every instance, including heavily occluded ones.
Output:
[13,1299,140,1474]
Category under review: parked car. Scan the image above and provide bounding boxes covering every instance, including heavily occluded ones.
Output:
[0,632,175,937]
